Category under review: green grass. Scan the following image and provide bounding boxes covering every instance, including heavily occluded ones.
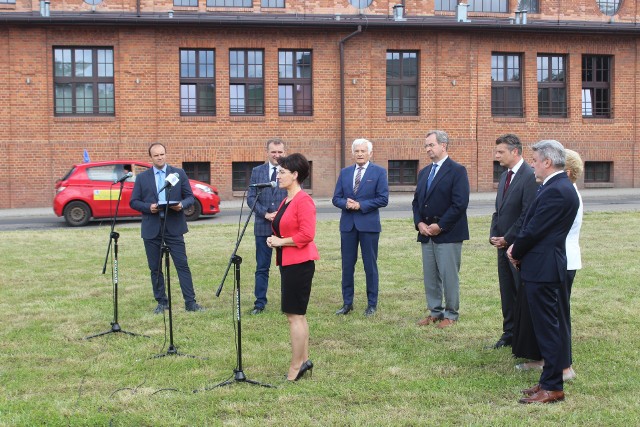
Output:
[1,212,639,426]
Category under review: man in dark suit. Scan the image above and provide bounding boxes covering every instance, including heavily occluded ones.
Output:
[489,134,538,349]
[508,139,579,404]
[247,138,288,315]
[412,130,469,329]
[332,138,389,316]
[130,143,203,314]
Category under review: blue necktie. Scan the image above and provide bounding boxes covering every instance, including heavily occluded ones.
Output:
[427,163,438,191]
[270,166,277,182]
[156,170,166,203]
[537,183,544,194]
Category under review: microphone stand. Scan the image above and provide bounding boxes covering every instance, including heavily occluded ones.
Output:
[152,183,200,359]
[85,177,149,340]
[199,187,274,390]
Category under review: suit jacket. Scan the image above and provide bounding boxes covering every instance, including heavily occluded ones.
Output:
[511,172,579,283]
[248,162,287,237]
[130,165,194,239]
[490,163,538,245]
[331,163,389,233]
[412,157,470,244]
[274,191,320,267]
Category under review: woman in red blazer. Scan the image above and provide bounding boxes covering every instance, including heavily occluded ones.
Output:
[267,153,320,381]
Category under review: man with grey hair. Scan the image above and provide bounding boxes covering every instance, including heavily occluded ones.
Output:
[489,134,538,349]
[332,138,389,316]
[412,130,469,329]
[507,139,579,404]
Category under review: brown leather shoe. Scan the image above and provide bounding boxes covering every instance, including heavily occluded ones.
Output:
[436,318,457,329]
[519,389,565,404]
[521,383,541,396]
[417,315,442,326]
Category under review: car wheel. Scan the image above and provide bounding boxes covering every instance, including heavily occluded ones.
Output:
[63,201,91,227]
[184,200,202,222]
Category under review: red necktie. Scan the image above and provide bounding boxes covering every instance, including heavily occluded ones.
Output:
[503,170,514,197]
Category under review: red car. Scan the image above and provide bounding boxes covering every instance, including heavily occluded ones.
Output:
[54,160,221,226]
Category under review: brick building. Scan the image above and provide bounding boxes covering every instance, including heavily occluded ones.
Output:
[1,0,638,208]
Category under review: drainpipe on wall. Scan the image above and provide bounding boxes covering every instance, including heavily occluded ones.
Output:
[339,25,362,170]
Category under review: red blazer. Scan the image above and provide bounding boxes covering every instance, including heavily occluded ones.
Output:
[273,190,320,267]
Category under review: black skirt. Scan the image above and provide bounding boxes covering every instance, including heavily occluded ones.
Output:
[280,260,315,315]
[512,282,542,360]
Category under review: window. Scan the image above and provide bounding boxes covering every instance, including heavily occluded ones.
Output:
[388,160,418,185]
[174,0,197,6]
[86,164,131,182]
[53,47,114,115]
[519,0,539,12]
[386,51,418,116]
[597,0,622,16]
[207,0,251,6]
[0,0,17,3]
[262,0,284,6]
[230,50,264,115]
[584,161,612,182]
[278,50,312,116]
[180,49,215,116]
[232,162,262,190]
[493,161,507,183]
[183,162,211,184]
[491,53,523,117]
[349,0,372,8]
[537,55,567,118]
[435,0,508,12]
[582,55,612,118]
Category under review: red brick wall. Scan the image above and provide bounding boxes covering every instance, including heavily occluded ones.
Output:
[0,22,638,208]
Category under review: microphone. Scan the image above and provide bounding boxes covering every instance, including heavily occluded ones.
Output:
[249,181,277,188]
[158,172,180,193]
[113,171,133,184]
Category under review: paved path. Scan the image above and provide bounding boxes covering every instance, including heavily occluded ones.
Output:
[0,188,638,231]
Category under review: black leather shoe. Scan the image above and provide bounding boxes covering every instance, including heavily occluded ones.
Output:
[335,304,353,315]
[153,303,168,314]
[364,306,377,316]
[251,307,264,315]
[493,337,512,349]
[295,360,314,381]
[185,303,205,312]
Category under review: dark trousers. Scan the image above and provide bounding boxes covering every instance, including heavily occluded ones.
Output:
[497,247,521,341]
[340,229,380,308]
[525,280,564,391]
[254,236,274,309]
[144,233,196,306]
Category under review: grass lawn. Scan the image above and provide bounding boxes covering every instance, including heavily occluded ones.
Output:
[1,211,639,426]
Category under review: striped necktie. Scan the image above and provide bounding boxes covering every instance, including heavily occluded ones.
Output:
[354,167,363,193]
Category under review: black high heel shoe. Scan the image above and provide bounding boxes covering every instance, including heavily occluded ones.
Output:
[294,359,314,381]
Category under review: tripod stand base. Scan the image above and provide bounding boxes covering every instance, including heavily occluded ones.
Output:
[151,344,205,360]
[84,322,150,340]
[202,369,275,390]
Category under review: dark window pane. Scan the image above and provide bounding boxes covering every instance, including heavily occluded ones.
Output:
[582,55,611,118]
[53,47,115,116]
[388,160,418,185]
[183,161,211,184]
[386,50,419,116]
[232,162,263,191]
[180,49,216,116]
[278,50,312,116]
[584,161,612,182]
[492,53,523,117]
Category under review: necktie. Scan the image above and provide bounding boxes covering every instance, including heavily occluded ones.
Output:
[354,167,363,193]
[270,166,277,182]
[537,184,544,194]
[427,163,438,191]
[503,170,514,198]
[156,170,166,203]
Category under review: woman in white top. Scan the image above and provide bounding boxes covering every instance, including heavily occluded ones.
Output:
[560,149,583,381]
